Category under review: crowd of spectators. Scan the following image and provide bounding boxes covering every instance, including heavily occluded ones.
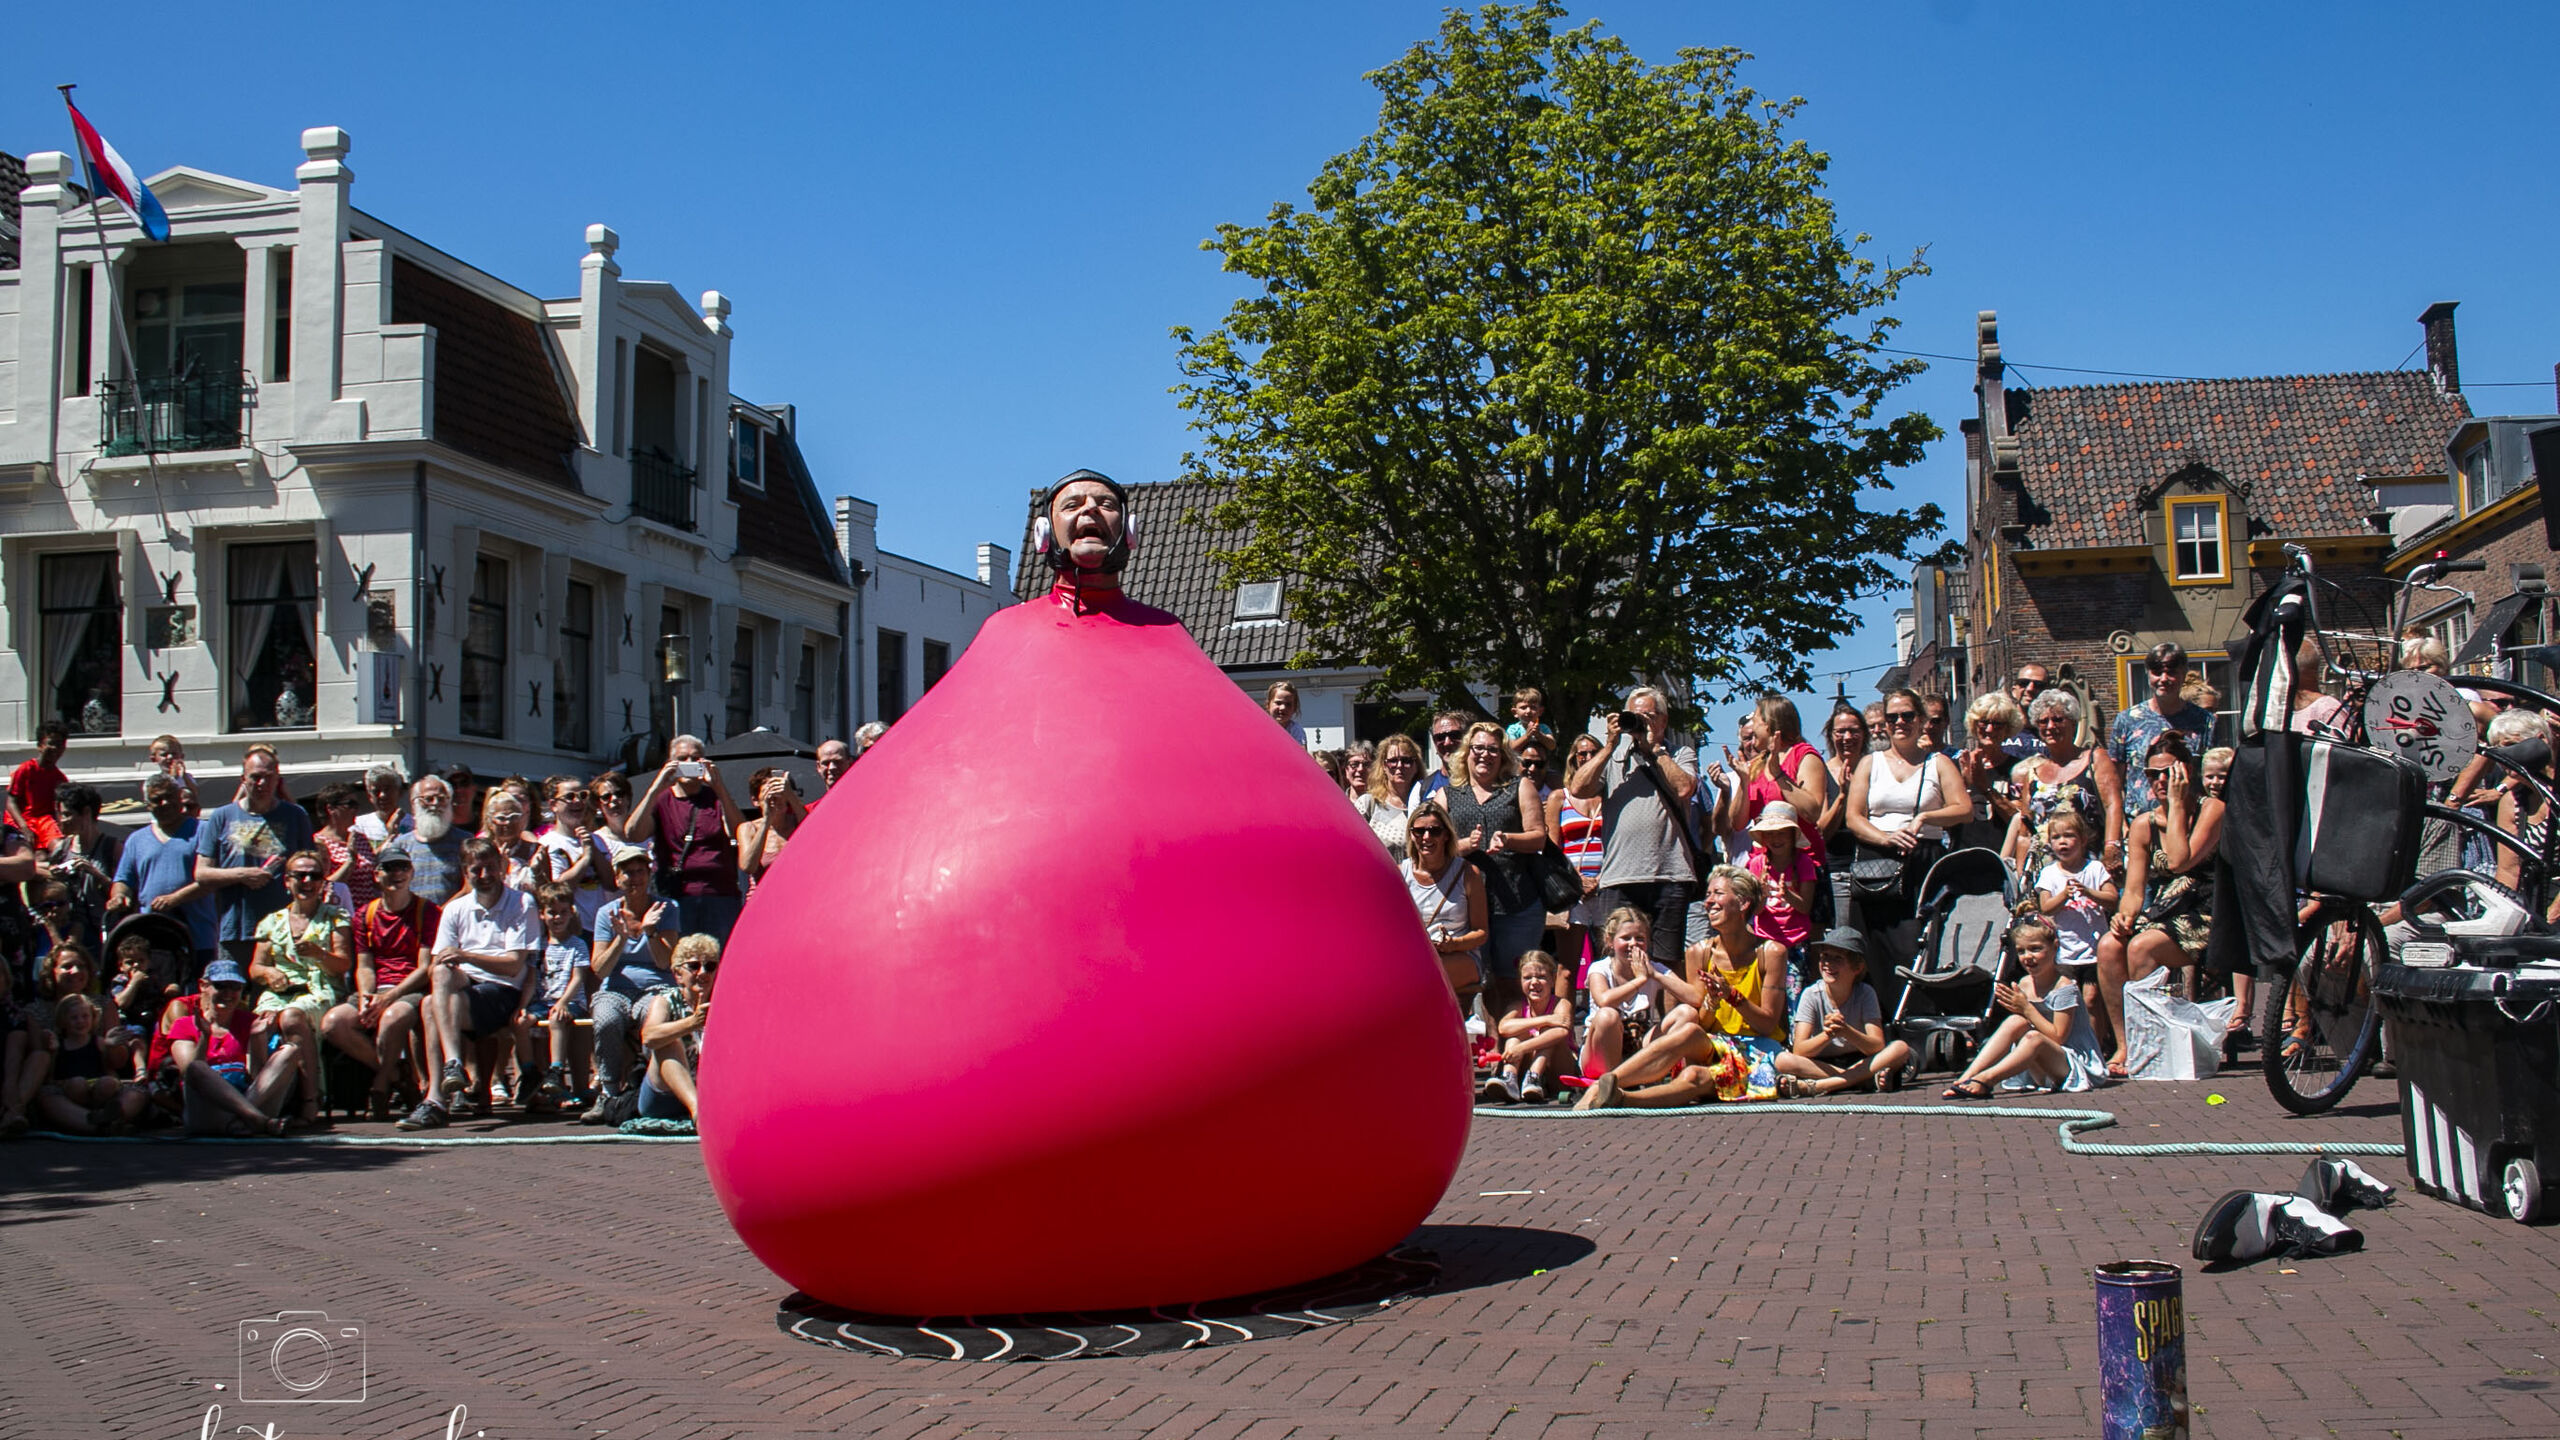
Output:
[1306,649,2349,1107]
[0,623,2515,1136]
[0,726,880,1139]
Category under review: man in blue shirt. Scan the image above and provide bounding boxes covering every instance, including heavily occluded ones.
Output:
[109,775,220,983]
[192,746,313,969]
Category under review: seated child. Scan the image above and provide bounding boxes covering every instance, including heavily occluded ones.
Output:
[1486,951,1575,1104]
[33,994,148,1135]
[1580,908,1677,1077]
[516,881,594,1113]
[1943,915,2103,1097]
[1775,928,1913,1095]
[109,933,179,1073]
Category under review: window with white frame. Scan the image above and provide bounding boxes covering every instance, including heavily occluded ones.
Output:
[1234,581,1283,621]
[731,414,765,491]
[227,541,316,732]
[554,579,594,752]
[2170,499,2226,582]
[39,552,122,736]
[460,555,508,738]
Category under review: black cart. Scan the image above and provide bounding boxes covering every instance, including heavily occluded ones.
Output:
[2375,958,2560,1223]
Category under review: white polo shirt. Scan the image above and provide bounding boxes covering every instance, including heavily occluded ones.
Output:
[433,885,540,986]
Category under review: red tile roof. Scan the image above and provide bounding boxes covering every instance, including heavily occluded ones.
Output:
[2004,371,2470,549]
[389,258,581,490]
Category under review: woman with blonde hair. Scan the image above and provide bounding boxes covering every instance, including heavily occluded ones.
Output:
[1445,720,1547,1020]
[1355,733,1424,862]
[1954,692,2028,849]
[1576,866,1787,1107]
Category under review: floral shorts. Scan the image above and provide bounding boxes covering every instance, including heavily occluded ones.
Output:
[1693,1034,1784,1103]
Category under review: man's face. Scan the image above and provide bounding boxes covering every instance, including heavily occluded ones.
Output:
[414,783,452,820]
[241,755,280,804]
[377,862,413,897]
[368,776,402,811]
[1430,718,1468,764]
[1051,481,1125,570]
[2148,657,2188,700]
[37,735,65,764]
[2012,666,2050,704]
[147,789,188,828]
[464,852,504,898]
[816,742,853,787]
[1628,695,1666,742]
[668,740,706,789]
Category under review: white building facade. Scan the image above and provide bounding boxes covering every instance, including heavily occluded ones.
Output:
[0,127,1012,789]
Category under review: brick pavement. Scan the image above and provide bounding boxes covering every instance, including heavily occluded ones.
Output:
[3,1079,2556,1439]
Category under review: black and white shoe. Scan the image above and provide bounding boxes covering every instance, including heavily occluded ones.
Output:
[2296,1157,2396,1215]
[2193,1190,2365,1265]
[438,1059,468,1101]
[396,1101,450,1132]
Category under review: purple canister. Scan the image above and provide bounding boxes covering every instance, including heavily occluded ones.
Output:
[2095,1261,2189,1439]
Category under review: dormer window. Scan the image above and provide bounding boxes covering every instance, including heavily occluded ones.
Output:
[1234,581,1283,622]
[2168,497,2228,584]
[730,413,765,491]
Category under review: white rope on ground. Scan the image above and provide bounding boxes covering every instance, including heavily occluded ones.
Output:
[30,1131,699,1147]
[1475,1102,2408,1159]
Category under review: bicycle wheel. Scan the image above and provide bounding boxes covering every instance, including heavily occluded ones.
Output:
[2260,904,2386,1115]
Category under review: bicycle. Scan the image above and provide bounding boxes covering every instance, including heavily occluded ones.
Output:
[2254,547,2557,1114]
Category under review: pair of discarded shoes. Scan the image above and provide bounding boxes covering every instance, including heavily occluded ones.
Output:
[2191,1158,2396,1266]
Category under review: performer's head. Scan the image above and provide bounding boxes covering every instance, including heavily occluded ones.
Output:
[1042,469,1132,576]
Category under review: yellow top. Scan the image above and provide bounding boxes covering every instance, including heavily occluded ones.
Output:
[1704,940,1783,1041]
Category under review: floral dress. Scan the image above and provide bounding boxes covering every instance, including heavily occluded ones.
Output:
[252,904,349,1026]
[2017,751,2106,879]
[2133,829,2212,957]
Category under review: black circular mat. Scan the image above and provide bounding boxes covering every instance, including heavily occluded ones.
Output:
[777,1247,1441,1361]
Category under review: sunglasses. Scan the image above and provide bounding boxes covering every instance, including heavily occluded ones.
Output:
[2146,663,2184,676]
[680,961,720,975]
[1408,825,1450,839]
[1384,755,1420,766]
[1467,744,1504,756]
[1884,712,1919,724]
[1432,732,1465,747]
[287,871,324,882]
[2016,679,2048,691]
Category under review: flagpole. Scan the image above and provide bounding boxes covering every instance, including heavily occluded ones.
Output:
[59,83,167,477]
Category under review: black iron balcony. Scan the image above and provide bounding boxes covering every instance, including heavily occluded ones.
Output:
[100,366,246,456]
[630,445,697,531]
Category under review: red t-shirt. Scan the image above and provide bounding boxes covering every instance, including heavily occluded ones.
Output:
[8,758,64,849]
[353,895,441,991]
[151,998,253,1072]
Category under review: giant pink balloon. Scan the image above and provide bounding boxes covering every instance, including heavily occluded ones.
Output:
[700,580,1471,1316]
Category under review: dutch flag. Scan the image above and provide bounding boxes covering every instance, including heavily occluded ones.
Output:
[64,98,169,242]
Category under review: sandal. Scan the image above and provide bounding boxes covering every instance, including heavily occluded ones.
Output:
[222,1117,260,1139]
[2105,1059,2131,1080]
[1942,1078,1992,1100]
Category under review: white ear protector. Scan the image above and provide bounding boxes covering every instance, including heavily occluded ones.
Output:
[1037,470,1136,572]
[1032,516,1053,554]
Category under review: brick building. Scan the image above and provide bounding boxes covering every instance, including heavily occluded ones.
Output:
[2378,403,2560,689]
[1951,307,2472,734]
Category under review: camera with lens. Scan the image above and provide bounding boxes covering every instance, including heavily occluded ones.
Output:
[237,1312,366,1405]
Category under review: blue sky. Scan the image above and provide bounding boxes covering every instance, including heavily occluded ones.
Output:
[16,2,2560,731]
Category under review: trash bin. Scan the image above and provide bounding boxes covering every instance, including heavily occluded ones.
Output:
[2373,959,2560,1223]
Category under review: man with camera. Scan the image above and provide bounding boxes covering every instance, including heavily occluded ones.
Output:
[624,735,745,943]
[1565,687,1704,958]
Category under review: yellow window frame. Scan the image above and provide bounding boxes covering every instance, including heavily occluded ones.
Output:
[2166,495,2231,586]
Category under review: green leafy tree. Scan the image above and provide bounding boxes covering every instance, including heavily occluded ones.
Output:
[1172,1,1944,727]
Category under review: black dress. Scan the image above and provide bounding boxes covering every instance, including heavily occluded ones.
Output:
[1443,783,1539,919]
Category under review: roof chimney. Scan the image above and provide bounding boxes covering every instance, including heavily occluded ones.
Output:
[2420,301,2460,395]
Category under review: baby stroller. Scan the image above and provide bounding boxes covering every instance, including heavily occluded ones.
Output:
[1889,846,2015,1079]
[101,910,194,1024]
